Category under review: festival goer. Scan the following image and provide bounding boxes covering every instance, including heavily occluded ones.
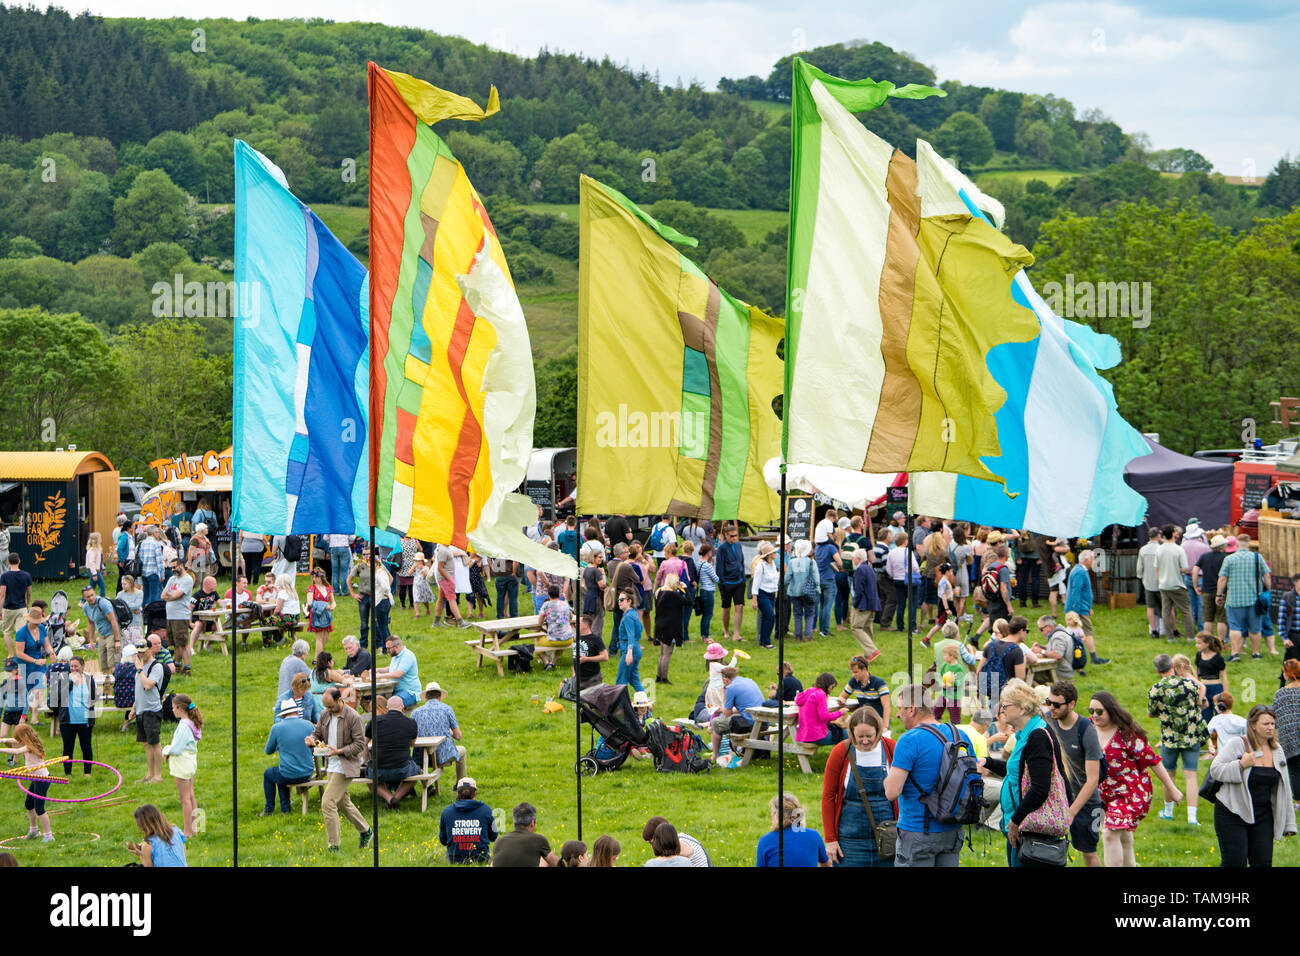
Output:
[412,681,467,783]
[886,532,920,633]
[750,541,778,649]
[572,615,608,692]
[184,523,216,579]
[756,793,829,867]
[535,583,575,671]
[14,606,49,725]
[366,696,420,808]
[306,567,336,657]
[277,639,311,699]
[79,584,121,674]
[710,666,762,768]
[1273,660,1300,806]
[823,706,898,867]
[580,544,606,644]
[160,558,194,672]
[787,539,819,643]
[162,694,201,837]
[796,673,845,747]
[883,684,973,867]
[348,547,393,650]
[1207,690,1247,757]
[1065,550,1109,665]
[309,652,343,712]
[983,679,1070,867]
[50,654,96,775]
[492,802,558,867]
[490,555,520,620]
[1209,705,1298,866]
[840,655,891,728]
[85,531,106,597]
[1147,652,1208,825]
[653,573,691,684]
[1216,533,1270,662]
[326,533,352,596]
[814,526,841,638]
[439,776,497,864]
[1091,691,1183,867]
[765,660,802,706]
[1156,524,1194,641]
[274,672,320,725]
[377,634,420,709]
[590,834,621,867]
[1195,632,1228,724]
[260,699,314,817]
[640,815,711,866]
[715,524,746,643]
[131,637,166,784]
[1045,681,1103,866]
[305,687,372,852]
[0,555,31,659]
[1194,534,1230,643]
[239,530,267,589]
[642,821,691,867]
[0,724,53,841]
[126,804,187,867]
[614,591,644,693]
[393,535,421,610]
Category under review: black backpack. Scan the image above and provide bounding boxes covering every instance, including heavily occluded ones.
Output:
[977,639,1016,700]
[507,643,534,673]
[915,723,984,829]
[645,720,712,774]
[282,535,303,563]
[111,597,133,629]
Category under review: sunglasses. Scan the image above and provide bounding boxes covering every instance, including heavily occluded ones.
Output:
[1047,700,1067,708]
[1088,708,1106,716]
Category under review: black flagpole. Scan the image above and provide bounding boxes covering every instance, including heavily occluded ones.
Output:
[777,469,786,867]
[231,526,239,867]
[574,544,582,843]
[905,504,914,682]
[368,526,378,866]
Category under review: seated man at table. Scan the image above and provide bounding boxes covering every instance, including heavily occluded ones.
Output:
[365,696,420,808]
[256,572,278,606]
[411,681,467,782]
[261,699,316,816]
[376,634,419,709]
[709,666,763,769]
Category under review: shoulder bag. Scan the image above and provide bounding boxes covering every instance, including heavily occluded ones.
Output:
[846,741,897,861]
[1016,727,1071,866]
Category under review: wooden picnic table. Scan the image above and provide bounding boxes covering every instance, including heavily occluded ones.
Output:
[1026,656,1060,687]
[292,734,448,814]
[350,676,398,713]
[465,614,567,677]
[193,602,303,654]
[737,698,848,774]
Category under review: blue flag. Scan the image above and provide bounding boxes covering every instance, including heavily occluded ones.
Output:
[232,140,370,535]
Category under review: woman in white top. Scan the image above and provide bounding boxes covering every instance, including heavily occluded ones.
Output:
[750,541,779,649]
[265,575,301,646]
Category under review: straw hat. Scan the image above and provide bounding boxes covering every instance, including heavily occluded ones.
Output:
[986,530,1005,544]
[757,541,777,558]
[1210,534,1227,550]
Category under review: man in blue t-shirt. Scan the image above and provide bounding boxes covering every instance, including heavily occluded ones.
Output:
[261,702,315,815]
[439,776,498,864]
[884,683,973,867]
[709,667,763,768]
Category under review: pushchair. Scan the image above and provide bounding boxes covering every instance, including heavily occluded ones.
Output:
[47,590,69,653]
[562,681,649,775]
[142,600,168,636]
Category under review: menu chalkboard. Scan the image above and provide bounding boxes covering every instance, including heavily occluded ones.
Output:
[1271,574,1292,628]
[296,534,314,577]
[886,485,908,514]
[785,495,814,543]
[1243,472,1272,511]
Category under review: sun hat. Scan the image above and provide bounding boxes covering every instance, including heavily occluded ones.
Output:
[757,541,777,558]
[704,642,727,661]
[1185,519,1204,539]
[986,530,1004,544]
[1210,534,1227,549]
[120,644,137,658]
[424,681,443,695]
[277,698,303,719]
[57,646,73,662]
[632,690,651,707]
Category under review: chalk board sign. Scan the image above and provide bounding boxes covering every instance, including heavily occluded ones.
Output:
[886,485,908,514]
[785,495,814,542]
[296,534,314,577]
[1271,574,1292,628]
[523,480,553,519]
[1243,472,1272,511]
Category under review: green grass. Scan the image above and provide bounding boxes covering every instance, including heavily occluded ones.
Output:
[745,99,791,123]
[230,587,1299,868]
[0,580,233,867]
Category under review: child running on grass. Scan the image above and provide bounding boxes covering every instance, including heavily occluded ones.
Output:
[162,694,202,837]
[0,724,54,842]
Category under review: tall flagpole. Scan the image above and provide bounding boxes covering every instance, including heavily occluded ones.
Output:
[574,541,583,843]
[368,527,378,867]
[231,526,239,867]
[777,468,786,868]
[905,509,914,682]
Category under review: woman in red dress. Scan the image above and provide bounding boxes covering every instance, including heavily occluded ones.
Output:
[1089,691,1184,867]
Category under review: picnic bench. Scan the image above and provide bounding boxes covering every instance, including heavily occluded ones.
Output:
[465,615,571,677]
[1026,656,1060,687]
[291,734,447,814]
[736,698,849,774]
[193,603,304,655]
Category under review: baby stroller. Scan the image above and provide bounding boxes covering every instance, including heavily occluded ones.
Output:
[563,681,649,776]
[47,590,69,653]
[142,600,168,636]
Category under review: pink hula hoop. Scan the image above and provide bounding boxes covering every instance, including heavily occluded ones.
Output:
[15,761,123,804]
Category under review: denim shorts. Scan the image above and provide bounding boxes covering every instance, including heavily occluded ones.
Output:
[1160,744,1200,771]
[1225,604,1263,636]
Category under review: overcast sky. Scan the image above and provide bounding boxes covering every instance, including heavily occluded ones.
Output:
[82,0,1298,175]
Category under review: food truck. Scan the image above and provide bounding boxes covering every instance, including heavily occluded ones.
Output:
[139,447,233,567]
[0,450,119,581]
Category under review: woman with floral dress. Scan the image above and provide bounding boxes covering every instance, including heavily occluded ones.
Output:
[393,536,420,610]
[305,567,336,657]
[411,553,435,618]
[1090,690,1184,867]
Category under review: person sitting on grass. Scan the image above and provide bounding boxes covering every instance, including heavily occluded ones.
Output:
[126,804,186,867]
[643,821,692,867]
[439,776,497,864]
[366,695,420,809]
[491,802,559,867]
[757,792,830,867]
[641,815,711,866]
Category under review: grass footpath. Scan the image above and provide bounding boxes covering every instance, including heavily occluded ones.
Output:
[234,585,1300,868]
[0,580,233,867]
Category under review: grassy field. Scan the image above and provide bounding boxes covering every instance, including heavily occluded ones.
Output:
[0,580,233,867]
[231,579,1299,868]
[521,204,788,246]
[973,168,1075,189]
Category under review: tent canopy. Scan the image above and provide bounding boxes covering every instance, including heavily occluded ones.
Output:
[1123,437,1232,530]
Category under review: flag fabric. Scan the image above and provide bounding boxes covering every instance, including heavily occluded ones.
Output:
[232,140,370,535]
[368,63,574,577]
[577,175,783,524]
[784,58,1148,534]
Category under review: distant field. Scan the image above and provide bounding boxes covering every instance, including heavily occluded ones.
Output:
[312,203,368,250]
[522,204,787,245]
[974,168,1075,188]
[746,98,790,122]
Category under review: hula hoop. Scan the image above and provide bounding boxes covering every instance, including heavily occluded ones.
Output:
[14,761,123,804]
